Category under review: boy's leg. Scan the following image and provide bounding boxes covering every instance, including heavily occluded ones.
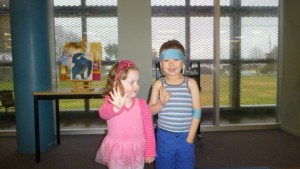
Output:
[175,132,195,169]
[156,128,176,169]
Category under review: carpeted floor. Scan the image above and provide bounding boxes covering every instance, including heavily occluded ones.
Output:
[1,129,300,169]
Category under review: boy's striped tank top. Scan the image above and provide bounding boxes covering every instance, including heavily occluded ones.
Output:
[158,76,193,132]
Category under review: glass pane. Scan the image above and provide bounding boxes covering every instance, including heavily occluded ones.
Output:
[54,0,81,6]
[151,0,184,6]
[191,17,214,125]
[219,17,232,107]
[219,0,278,125]
[86,0,117,6]
[0,13,14,130]
[191,17,213,59]
[241,18,278,60]
[87,17,118,60]
[55,17,82,60]
[242,0,278,6]
[152,17,185,54]
[191,0,213,6]
[240,17,278,106]
[0,0,9,7]
[191,0,230,6]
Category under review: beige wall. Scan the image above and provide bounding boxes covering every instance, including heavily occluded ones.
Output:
[118,0,152,99]
[279,0,300,136]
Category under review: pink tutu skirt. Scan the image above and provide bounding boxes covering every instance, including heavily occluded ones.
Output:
[95,135,145,168]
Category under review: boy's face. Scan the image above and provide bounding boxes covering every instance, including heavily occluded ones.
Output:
[160,58,183,76]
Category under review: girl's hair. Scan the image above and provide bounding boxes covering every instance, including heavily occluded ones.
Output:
[159,39,185,55]
[104,61,139,96]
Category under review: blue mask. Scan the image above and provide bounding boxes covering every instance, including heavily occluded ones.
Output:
[159,49,185,62]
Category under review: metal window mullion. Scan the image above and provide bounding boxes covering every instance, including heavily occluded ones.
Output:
[80,0,91,113]
[81,0,87,37]
[185,0,191,63]
[54,6,117,17]
[229,0,241,110]
[152,6,277,17]
[213,0,221,126]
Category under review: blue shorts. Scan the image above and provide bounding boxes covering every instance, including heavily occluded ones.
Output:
[155,128,195,169]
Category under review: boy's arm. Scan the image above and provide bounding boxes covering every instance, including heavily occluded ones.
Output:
[186,78,201,143]
[148,80,164,115]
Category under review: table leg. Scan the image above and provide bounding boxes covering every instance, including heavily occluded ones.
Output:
[34,95,40,163]
[55,99,60,145]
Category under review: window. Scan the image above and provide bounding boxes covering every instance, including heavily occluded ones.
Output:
[53,0,118,129]
[0,0,279,131]
[0,0,118,130]
[151,0,279,125]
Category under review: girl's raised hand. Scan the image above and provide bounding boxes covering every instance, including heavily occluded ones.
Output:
[108,86,127,110]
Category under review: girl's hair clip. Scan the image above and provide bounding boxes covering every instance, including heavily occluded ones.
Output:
[114,60,136,81]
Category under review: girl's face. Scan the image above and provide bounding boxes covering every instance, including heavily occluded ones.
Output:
[120,69,140,98]
[160,58,183,76]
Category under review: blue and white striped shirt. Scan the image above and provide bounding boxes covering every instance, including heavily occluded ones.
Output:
[158,76,192,132]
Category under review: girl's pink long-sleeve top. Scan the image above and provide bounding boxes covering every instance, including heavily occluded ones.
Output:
[99,96,156,158]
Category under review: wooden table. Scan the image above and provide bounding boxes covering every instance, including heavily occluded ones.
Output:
[32,88,105,163]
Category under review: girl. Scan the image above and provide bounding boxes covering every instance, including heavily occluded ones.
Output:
[148,40,201,169]
[95,60,156,169]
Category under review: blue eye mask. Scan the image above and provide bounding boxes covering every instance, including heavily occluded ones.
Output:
[159,49,185,62]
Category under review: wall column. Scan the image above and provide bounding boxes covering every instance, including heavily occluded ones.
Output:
[10,0,55,153]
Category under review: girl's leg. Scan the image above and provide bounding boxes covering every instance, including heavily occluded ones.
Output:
[108,164,127,169]
[108,158,144,169]
[134,163,144,169]
[108,164,144,169]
